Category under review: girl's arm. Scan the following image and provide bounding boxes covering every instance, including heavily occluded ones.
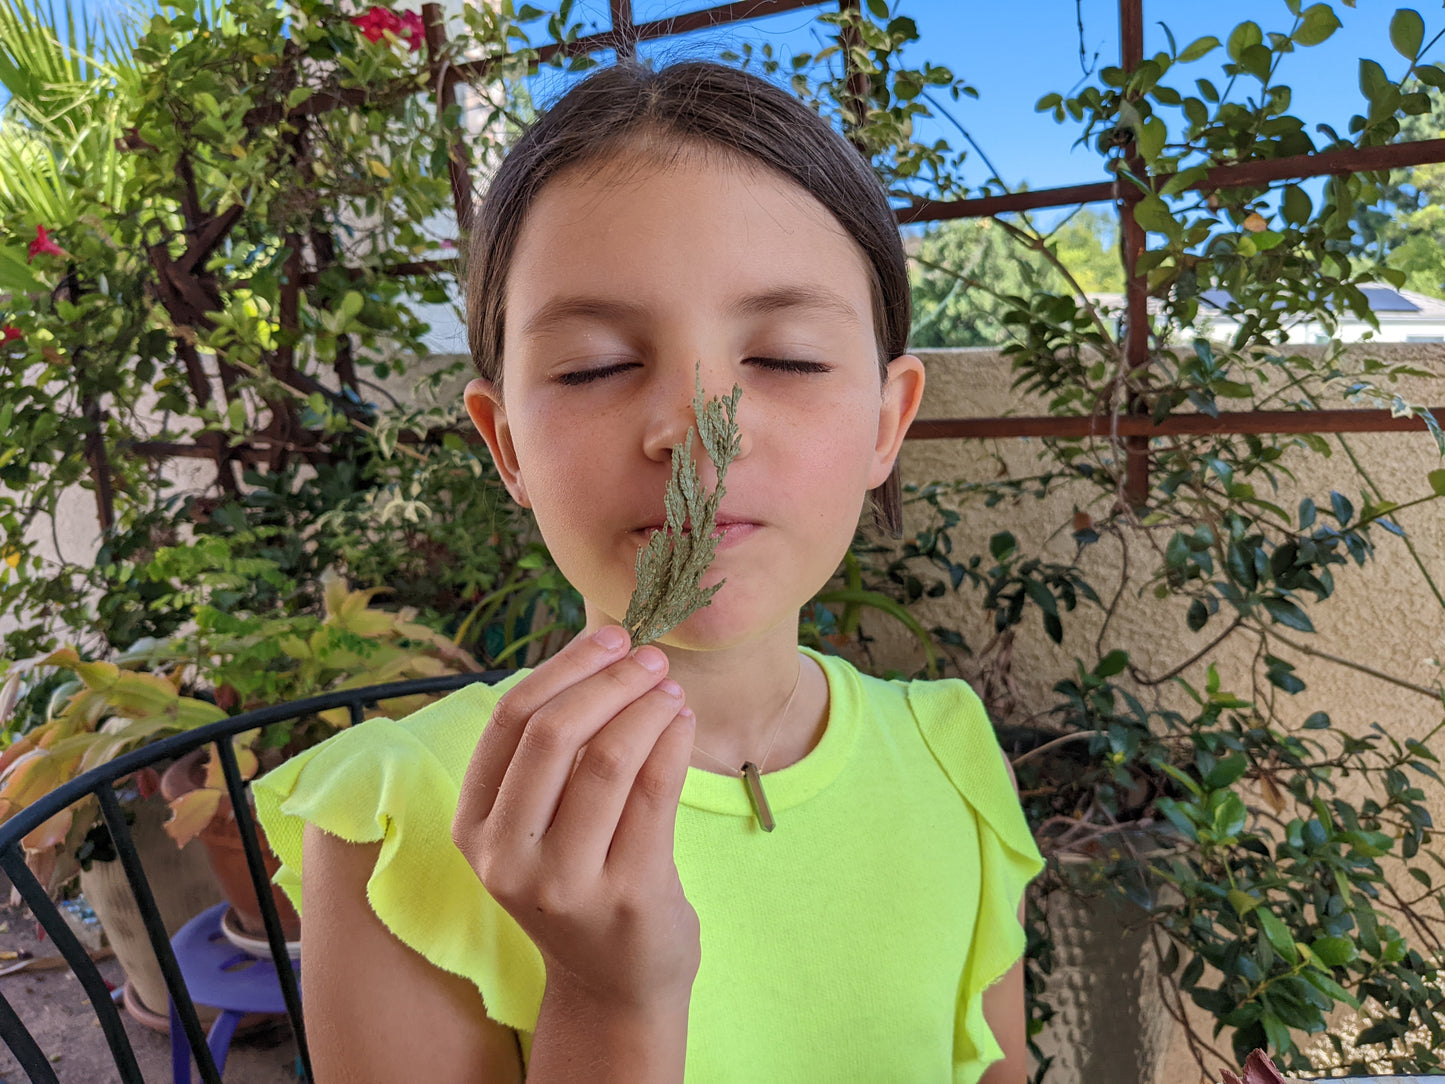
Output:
[301,826,524,1083]
[302,628,695,1083]
[302,822,691,1083]
[979,753,1030,1084]
[977,916,1028,1084]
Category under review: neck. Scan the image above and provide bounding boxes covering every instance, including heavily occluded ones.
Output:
[580,615,827,773]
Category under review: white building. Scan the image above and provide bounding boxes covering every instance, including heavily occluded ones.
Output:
[1087,284,1445,344]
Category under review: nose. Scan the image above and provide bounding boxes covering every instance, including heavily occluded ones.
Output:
[640,365,749,477]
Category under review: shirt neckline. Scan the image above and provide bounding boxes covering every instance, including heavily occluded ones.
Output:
[678,646,857,819]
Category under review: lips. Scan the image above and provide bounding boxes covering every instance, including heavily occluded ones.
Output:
[633,514,760,545]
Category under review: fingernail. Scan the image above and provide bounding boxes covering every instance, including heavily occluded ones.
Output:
[658,679,683,699]
[635,646,667,672]
[594,626,627,651]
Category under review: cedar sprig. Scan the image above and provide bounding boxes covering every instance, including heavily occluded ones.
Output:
[623,371,743,645]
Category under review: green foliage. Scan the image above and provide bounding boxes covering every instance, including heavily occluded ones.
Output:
[910,209,1123,348]
[810,3,1445,1077]
[0,0,590,658]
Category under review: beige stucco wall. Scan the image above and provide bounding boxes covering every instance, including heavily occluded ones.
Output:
[900,346,1444,1083]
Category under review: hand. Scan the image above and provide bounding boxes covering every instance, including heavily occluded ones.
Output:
[452,625,700,1010]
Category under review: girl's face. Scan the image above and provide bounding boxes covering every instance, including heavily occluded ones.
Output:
[466,148,924,650]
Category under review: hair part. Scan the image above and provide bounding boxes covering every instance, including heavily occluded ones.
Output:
[465,59,910,533]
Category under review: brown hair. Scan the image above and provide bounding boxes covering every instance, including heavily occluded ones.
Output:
[465,59,910,533]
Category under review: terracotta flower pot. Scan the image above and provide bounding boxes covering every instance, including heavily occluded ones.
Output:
[78,793,225,1026]
[160,748,301,941]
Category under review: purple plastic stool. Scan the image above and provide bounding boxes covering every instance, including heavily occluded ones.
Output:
[166,901,300,1083]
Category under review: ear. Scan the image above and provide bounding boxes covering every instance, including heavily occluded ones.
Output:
[867,354,926,489]
[464,378,531,508]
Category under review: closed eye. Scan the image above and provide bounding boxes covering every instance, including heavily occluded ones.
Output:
[554,362,639,386]
[747,357,831,374]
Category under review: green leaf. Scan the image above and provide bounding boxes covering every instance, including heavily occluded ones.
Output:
[1263,597,1316,633]
[1281,184,1313,225]
[1311,935,1357,967]
[1239,43,1273,82]
[1187,599,1208,632]
[0,247,45,294]
[1359,58,1392,103]
[1228,888,1260,916]
[1205,753,1248,789]
[1301,967,1360,1008]
[1227,20,1263,63]
[1390,8,1425,60]
[866,0,888,19]
[989,531,1016,561]
[1133,193,1176,235]
[1095,649,1129,678]
[1215,791,1247,837]
[1261,1013,1292,1059]
[1428,468,1445,496]
[1258,908,1299,964]
[1137,116,1166,161]
[1330,490,1354,525]
[1295,3,1342,46]
[1177,35,1220,62]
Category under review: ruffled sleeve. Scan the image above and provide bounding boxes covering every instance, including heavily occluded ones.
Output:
[905,678,1044,1083]
[252,675,546,1036]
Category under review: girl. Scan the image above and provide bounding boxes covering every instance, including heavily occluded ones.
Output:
[255,59,1042,1083]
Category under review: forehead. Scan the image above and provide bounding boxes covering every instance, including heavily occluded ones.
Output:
[502,149,876,344]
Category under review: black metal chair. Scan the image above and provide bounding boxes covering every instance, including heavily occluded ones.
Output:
[0,672,503,1083]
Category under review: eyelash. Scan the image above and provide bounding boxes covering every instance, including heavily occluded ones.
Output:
[556,358,828,387]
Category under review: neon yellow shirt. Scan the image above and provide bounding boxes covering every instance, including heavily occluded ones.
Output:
[255,649,1042,1082]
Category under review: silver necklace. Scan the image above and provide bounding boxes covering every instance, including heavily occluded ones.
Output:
[689,657,803,833]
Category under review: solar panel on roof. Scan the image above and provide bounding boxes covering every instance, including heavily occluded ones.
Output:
[1195,286,1423,314]
[1358,286,1421,312]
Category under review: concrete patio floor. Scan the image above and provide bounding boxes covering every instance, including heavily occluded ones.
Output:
[0,901,300,1083]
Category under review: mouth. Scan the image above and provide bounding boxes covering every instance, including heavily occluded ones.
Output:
[635,516,758,544]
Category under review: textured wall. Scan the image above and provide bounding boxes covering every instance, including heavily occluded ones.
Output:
[899,345,1444,1083]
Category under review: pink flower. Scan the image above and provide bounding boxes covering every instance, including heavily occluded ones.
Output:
[350,5,400,42]
[1,325,21,344]
[350,5,422,49]
[397,9,424,51]
[27,225,63,262]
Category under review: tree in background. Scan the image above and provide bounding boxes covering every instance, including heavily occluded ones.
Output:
[909,207,1123,348]
[1355,85,1445,298]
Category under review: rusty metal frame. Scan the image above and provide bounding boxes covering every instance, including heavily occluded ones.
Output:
[107,0,1444,526]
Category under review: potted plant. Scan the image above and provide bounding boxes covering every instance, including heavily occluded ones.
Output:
[0,568,485,1020]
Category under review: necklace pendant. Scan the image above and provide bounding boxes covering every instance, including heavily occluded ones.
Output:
[740,761,775,832]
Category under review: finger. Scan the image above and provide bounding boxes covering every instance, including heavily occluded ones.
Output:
[605,708,695,875]
[545,681,687,874]
[455,626,630,826]
[481,646,674,849]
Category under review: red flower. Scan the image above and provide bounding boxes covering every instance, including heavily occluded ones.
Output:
[350,5,398,42]
[397,9,424,51]
[26,225,64,262]
[350,5,423,50]
[1,325,21,344]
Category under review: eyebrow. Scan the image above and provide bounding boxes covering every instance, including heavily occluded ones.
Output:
[519,284,863,339]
